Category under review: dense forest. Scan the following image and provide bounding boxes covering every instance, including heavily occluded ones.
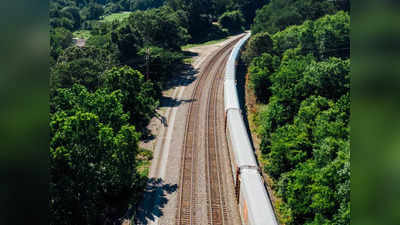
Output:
[243,0,350,224]
[49,0,268,224]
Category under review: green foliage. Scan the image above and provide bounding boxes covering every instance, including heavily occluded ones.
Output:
[50,46,116,92]
[212,0,234,18]
[230,0,270,26]
[100,11,131,22]
[138,46,185,83]
[272,25,302,55]
[167,0,214,38]
[50,110,142,224]
[49,1,272,224]
[218,10,245,34]
[50,85,129,131]
[251,0,349,34]
[248,53,279,103]
[300,11,350,60]
[242,32,274,64]
[50,68,158,224]
[49,0,135,31]
[73,29,92,39]
[247,8,350,225]
[112,6,189,61]
[128,6,189,50]
[102,66,159,130]
[50,27,73,62]
[80,3,105,21]
[130,0,166,11]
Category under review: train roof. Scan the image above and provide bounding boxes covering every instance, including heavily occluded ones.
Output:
[224,79,240,111]
[226,109,258,168]
[240,169,278,225]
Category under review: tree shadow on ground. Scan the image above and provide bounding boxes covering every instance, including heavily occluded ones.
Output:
[130,178,178,225]
[162,63,199,91]
[160,96,195,108]
[182,50,198,58]
[140,129,156,143]
[140,57,200,143]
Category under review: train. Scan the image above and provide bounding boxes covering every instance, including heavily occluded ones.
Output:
[224,32,279,225]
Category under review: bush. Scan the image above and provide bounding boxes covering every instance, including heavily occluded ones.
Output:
[248,53,280,102]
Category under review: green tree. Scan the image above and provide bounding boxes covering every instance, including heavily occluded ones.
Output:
[251,0,342,34]
[248,11,351,224]
[50,27,73,62]
[248,53,279,102]
[50,85,129,131]
[308,11,350,59]
[50,46,117,92]
[112,6,189,62]
[272,24,302,56]
[102,66,159,130]
[130,0,166,11]
[167,0,213,39]
[138,46,184,82]
[218,10,245,34]
[50,111,142,225]
[81,2,105,20]
[231,0,269,26]
[61,6,82,29]
[242,31,274,64]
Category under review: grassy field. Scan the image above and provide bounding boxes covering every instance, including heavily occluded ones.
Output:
[181,37,229,50]
[72,12,131,39]
[136,148,153,177]
[100,12,131,22]
[73,30,92,39]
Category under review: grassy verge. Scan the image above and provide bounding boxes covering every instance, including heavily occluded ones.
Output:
[183,57,193,64]
[100,11,131,23]
[181,37,229,50]
[136,148,153,178]
[73,30,92,39]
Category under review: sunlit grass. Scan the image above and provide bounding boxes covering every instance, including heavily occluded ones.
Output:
[181,37,229,50]
[136,148,153,177]
[100,12,131,23]
[73,30,92,39]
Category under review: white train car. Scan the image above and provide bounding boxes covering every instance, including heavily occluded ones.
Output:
[240,169,277,225]
[226,109,258,180]
[224,32,279,225]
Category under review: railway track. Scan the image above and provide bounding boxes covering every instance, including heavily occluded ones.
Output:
[205,51,230,225]
[176,35,244,225]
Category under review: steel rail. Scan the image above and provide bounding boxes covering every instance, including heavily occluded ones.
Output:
[176,34,245,225]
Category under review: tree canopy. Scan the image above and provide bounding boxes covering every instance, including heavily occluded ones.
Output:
[251,0,349,34]
[245,10,350,225]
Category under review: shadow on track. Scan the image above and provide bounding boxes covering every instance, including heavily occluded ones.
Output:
[132,178,177,225]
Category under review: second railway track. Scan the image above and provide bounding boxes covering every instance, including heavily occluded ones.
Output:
[205,51,230,225]
[176,35,245,225]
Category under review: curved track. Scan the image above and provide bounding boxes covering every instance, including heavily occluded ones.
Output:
[176,35,244,225]
[205,53,230,225]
